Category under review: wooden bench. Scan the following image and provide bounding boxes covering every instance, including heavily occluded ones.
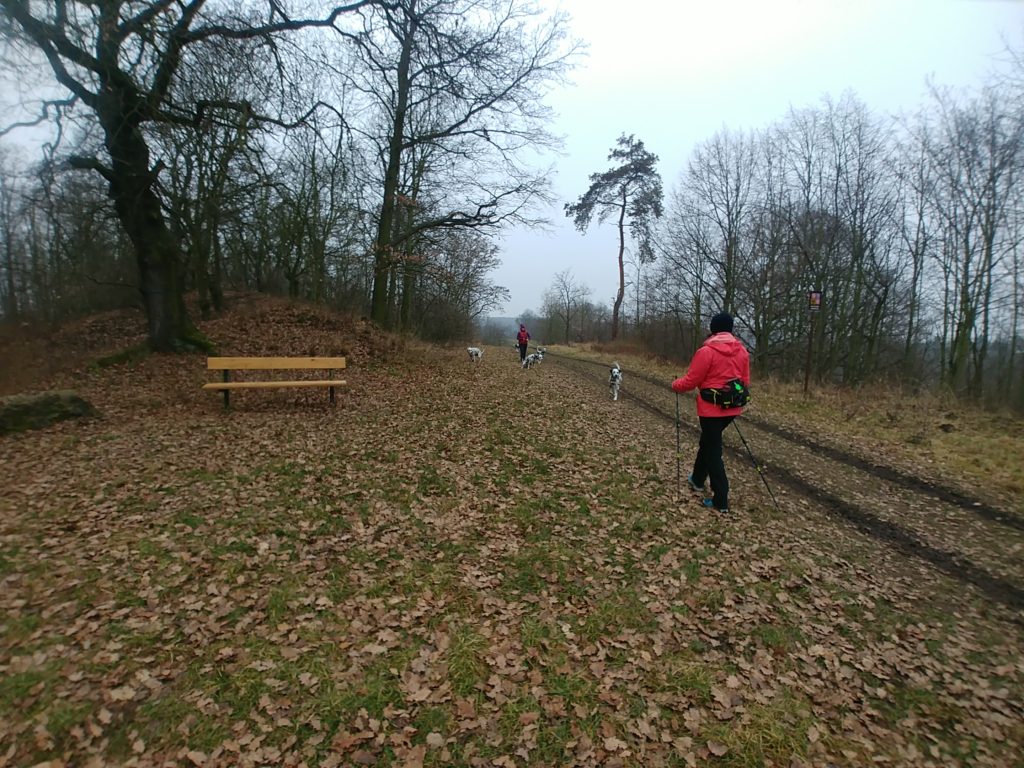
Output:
[203,357,346,408]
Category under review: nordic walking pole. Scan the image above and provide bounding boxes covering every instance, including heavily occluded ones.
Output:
[675,391,681,502]
[732,420,782,513]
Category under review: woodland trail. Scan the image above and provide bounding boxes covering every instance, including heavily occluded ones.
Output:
[546,352,1024,612]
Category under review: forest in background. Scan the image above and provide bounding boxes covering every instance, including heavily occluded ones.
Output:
[531,73,1024,411]
[1,1,1022,409]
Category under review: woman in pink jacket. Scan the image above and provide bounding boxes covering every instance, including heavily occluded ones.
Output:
[671,312,750,513]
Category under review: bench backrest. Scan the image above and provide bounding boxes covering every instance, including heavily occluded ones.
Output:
[207,356,346,370]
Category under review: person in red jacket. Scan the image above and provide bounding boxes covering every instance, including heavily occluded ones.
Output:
[516,323,531,364]
[671,312,750,513]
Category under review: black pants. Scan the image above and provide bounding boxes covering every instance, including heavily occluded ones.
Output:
[692,415,735,509]
[518,343,528,362]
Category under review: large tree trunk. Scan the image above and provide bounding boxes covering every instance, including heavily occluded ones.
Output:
[370,8,416,327]
[98,96,194,351]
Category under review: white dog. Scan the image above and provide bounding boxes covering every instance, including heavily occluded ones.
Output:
[609,362,623,401]
[467,346,483,363]
[522,348,545,369]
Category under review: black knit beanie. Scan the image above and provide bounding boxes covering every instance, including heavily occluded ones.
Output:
[710,312,734,334]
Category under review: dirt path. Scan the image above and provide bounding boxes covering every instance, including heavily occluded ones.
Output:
[551,352,1024,612]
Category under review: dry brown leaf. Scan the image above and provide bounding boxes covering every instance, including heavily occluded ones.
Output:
[707,741,729,756]
[604,736,627,751]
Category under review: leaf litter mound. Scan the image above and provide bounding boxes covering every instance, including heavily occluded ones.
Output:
[1,297,1021,767]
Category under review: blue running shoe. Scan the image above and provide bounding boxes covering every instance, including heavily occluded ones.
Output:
[701,498,729,513]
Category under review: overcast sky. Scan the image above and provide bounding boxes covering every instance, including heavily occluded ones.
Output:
[493,0,1024,320]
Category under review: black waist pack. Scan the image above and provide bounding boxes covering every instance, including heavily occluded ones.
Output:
[700,378,750,408]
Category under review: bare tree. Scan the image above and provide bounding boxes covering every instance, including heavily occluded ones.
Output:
[154,33,275,318]
[820,94,900,383]
[541,269,589,344]
[653,182,715,358]
[892,124,938,376]
[921,82,1023,393]
[414,228,510,339]
[344,0,578,327]
[685,128,756,314]
[736,127,793,372]
[565,133,663,341]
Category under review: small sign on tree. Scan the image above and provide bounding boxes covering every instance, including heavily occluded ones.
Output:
[808,290,822,312]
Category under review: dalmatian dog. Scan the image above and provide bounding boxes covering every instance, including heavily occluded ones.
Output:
[467,346,483,363]
[609,362,623,401]
[522,348,545,369]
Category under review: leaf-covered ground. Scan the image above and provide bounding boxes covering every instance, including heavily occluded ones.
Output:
[1,296,1022,767]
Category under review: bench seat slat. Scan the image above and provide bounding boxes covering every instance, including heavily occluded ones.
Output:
[203,380,347,390]
[207,356,346,371]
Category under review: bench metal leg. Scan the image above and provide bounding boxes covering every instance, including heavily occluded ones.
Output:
[223,370,230,409]
[329,385,335,405]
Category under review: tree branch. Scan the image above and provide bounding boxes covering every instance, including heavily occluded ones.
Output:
[0,97,76,138]
[67,155,116,183]
[183,1,386,44]
[147,0,208,110]
[0,0,104,100]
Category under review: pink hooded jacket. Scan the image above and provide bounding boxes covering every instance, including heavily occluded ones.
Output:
[671,332,751,418]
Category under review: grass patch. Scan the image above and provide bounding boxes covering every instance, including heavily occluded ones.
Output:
[130,695,228,755]
[646,655,713,703]
[135,536,175,560]
[412,705,450,740]
[487,425,516,447]
[267,582,301,623]
[47,701,91,748]
[0,665,58,720]
[510,499,554,540]
[504,555,547,595]
[578,588,655,642]
[701,688,815,766]
[682,548,712,583]
[173,509,204,530]
[0,543,19,576]
[199,663,274,719]
[543,667,596,705]
[873,679,942,722]
[314,650,416,726]
[697,587,727,611]
[181,468,222,484]
[521,615,555,651]
[417,465,454,496]
[751,621,805,653]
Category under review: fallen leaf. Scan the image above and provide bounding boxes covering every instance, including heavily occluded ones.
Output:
[708,741,729,756]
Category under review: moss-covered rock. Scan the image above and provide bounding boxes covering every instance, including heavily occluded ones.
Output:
[0,391,97,434]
